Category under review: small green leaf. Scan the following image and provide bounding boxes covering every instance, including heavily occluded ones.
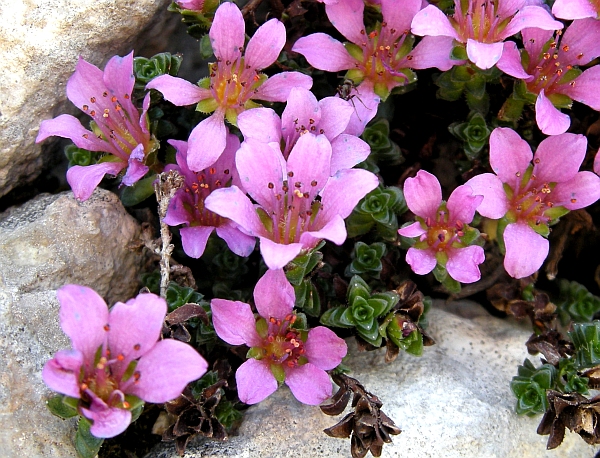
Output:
[75,416,104,458]
[47,395,79,419]
[120,174,156,206]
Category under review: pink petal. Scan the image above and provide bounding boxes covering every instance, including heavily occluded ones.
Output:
[82,397,131,439]
[253,72,313,102]
[533,133,587,184]
[447,184,483,224]
[215,223,257,257]
[325,0,365,44]
[319,97,354,140]
[466,40,504,70]
[381,0,421,41]
[557,19,600,66]
[58,285,109,362]
[127,339,208,403]
[67,161,126,202]
[254,268,295,320]
[211,299,262,347]
[408,35,457,71]
[562,66,600,111]
[187,111,227,172]
[66,57,106,112]
[496,42,532,80]
[146,74,210,106]
[300,214,347,246]
[403,170,442,219]
[285,363,332,405]
[205,186,267,237]
[330,135,370,176]
[446,245,485,283]
[489,127,532,185]
[503,222,549,279]
[121,144,149,186]
[209,2,244,63]
[535,90,571,135]
[405,247,437,275]
[595,150,600,176]
[398,221,427,238]
[102,52,135,104]
[281,88,321,149]
[411,5,460,40]
[36,114,111,152]
[552,0,597,19]
[287,133,332,201]
[501,6,563,38]
[464,173,508,219]
[292,34,356,72]
[237,108,282,143]
[304,327,347,370]
[180,225,214,259]
[236,138,285,209]
[236,359,278,404]
[342,83,380,136]
[318,168,379,222]
[245,19,286,70]
[522,27,555,61]
[163,192,192,226]
[552,171,600,210]
[107,293,166,379]
[259,237,304,270]
[42,349,83,398]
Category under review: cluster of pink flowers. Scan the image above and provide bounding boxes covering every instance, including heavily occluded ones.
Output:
[37,0,600,442]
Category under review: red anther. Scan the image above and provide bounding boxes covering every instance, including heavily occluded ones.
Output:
[90,110,96,116]
[133,344,141,351]
[104,324,110,331]
[288,171,294,177]
[368,31,378,39]
[571,198,577,203]
[90,97,96,103]
[577,53,584,59]
[111,96,117,102]
[268,182,274,189]
[117,354,124,361]
[83,105,88,111]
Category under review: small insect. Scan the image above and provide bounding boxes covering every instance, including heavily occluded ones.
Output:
[336,79,371,121]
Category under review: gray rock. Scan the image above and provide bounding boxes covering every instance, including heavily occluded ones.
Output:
[147,301,599,458]
[0,0,171,198]
[0,189,145,457]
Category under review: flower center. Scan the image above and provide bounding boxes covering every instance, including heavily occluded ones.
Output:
[258,172,322,244]
[258,314,307,368]
[208,57,266,112]
[183,166,231,227]
[419,208,465,252]
[451,0,510,43]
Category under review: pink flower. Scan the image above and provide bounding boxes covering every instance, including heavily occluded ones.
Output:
[42,285,207,438]
[465,128,600,279]
[162,133,255,259]
[398,170,485,283]
[236,86,372,171]
[292,0,454,101]
[411,0,562,70]
[595,150,600,176]
[174,0,205,11]
[552,0,600,19]
[497,19,600,135]
[147,2,312,171]
[211,269,347,405]
[204,133,379,269]
[36,53,158,201]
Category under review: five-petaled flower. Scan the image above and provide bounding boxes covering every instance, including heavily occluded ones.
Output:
[465,128,600,279]
[211,268,347,405]
[398,170,485,284]
[205,132,379,269]
[146,2,312,171]
[42,285,207,438]
[36,52,158,201]
[497,19,600,135]
[163,133,255,259]
[411,0,562,70]
[292,0,455,101]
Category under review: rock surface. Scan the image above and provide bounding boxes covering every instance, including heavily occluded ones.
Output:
[147,301,600,458]
[0,0,171,198]
[0,189,145,457]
